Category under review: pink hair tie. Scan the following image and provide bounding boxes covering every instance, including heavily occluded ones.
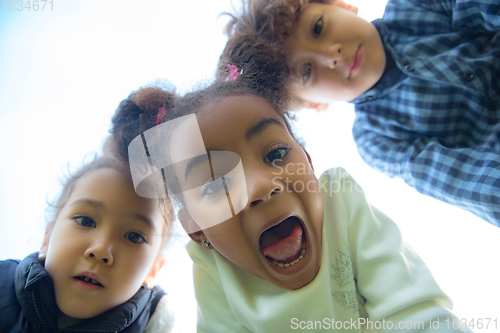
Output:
[228,64,239,82]
[155,107,167,126]
[154,107,167,140]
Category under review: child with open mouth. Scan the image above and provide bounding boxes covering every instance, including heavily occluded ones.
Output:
[111,65,470,332]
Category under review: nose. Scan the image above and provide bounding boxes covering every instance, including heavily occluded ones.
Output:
[84,237,114,265]
[320,43,342,69]
[247,169,282,207]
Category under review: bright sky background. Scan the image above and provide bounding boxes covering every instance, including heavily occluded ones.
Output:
[0,0,499,332]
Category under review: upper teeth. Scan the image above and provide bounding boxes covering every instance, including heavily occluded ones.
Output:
[81,276,100,285]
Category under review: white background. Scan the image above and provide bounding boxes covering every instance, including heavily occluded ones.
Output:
[0,0,499,332]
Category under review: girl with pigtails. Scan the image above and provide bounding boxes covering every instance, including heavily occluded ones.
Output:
[109,55,470,332]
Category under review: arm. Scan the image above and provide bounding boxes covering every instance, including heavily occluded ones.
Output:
[0,260,21,332]
[331,169,472,332]
[453,0,500,31]
[352,127,500,227]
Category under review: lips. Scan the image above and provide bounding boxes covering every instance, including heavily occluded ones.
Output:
[259,216,306,266]
[348,46,362,78]
[73,271,104,288]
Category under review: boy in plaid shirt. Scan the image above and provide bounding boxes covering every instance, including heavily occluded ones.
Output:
[219,0,500,226]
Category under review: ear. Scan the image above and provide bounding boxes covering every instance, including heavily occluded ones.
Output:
[332,0,359,14]
[187,230,208,247]
[304,149,314,172]
[307,102,329,111]
[143,255,166,289]
[178,208,207,246]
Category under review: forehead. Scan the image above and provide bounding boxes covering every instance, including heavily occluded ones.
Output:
[69,168,130,197]
[286,4,320,69]
[195,94,287,147]
[67,168,156,214]
[292,3,324,36]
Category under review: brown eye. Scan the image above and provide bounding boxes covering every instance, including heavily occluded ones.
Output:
[313,17,323,38]
[125,232,145,244]
[76,216,96,228]
[264,148,289,164]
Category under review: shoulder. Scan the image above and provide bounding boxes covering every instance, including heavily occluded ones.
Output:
[0,258,19,290]
[318,167,364,198]
[383,0,456,35]
[144,295,175,333]
[186,241,225,287]
[384,0,455,15]
[0,258,20,277]
[318,167,351,181]
[186,240,215,272]
[0,257,20,289]
[186,240,220,274]
[0,258,23,330]
[318,167,383,231]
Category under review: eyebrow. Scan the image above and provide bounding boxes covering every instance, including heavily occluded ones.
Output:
[70,198,157,232]
[130,213,157,233]
[71,198,103,209]
[245,118,285,141]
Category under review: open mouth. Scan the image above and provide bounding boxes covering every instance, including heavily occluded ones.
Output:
[259,216,307,268]
[74,275,103,287]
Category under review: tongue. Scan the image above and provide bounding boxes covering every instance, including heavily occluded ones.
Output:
[261,221,303,261]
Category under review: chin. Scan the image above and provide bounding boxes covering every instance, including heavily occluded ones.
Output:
[271,261,321,290]
[58,301,110,319]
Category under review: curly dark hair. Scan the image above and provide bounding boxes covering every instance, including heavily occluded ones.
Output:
[216,33,288,86]
[223,0,328,43]
[111,86,178,164]
[111,68,299,166]
[217,0,329,109]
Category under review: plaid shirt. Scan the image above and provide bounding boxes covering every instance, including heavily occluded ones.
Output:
[351,0,500,226]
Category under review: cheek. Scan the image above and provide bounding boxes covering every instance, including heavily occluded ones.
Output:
[316,72,343,92]
[185,192,237,230]
[45,226,79,264]
[206,222,254,262]
[116,248,158,287]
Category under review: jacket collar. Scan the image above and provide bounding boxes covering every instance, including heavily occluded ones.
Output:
[15,252,159,332]
[15,252,58,331]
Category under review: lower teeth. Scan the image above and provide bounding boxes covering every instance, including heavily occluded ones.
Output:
[270,240,307,268]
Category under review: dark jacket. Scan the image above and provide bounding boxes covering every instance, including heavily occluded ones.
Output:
[0,252,165,333]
